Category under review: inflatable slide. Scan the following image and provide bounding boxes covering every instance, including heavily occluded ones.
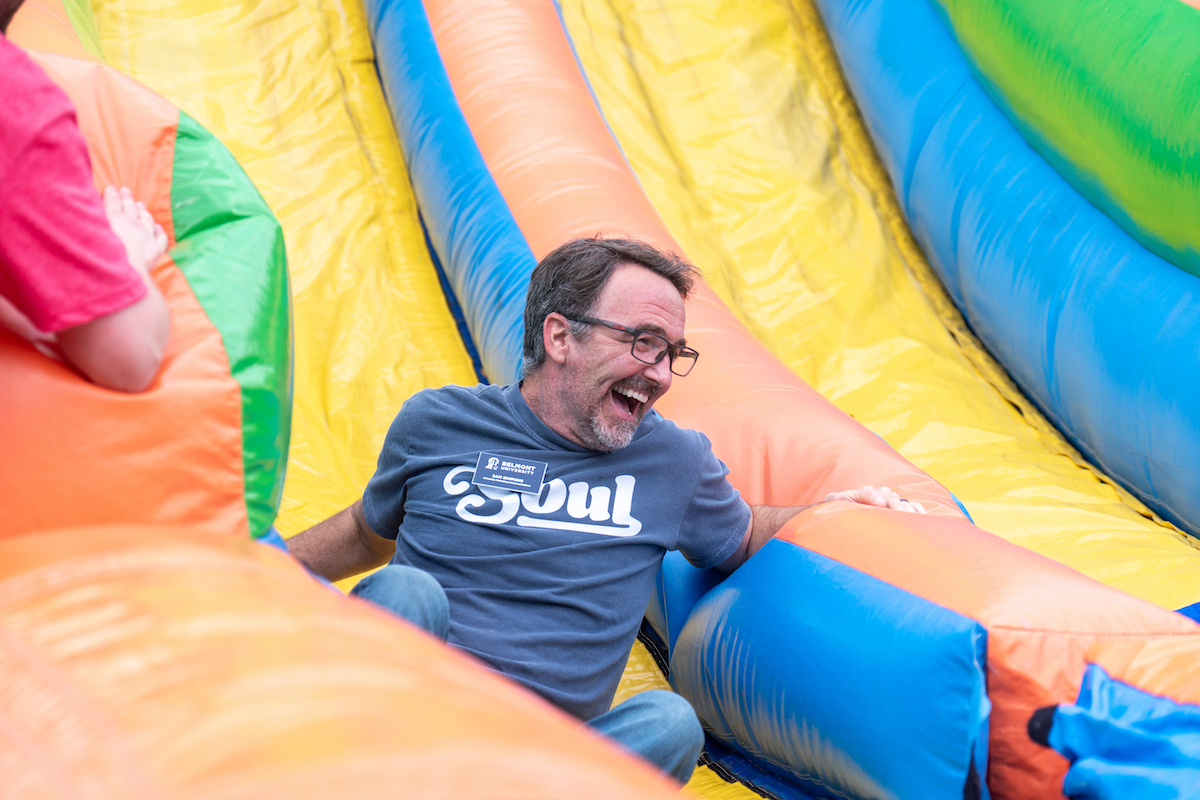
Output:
[2,0,1198,797]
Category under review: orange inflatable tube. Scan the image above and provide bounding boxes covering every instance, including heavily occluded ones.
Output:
[0,526,686,798]
[1,24,247,540]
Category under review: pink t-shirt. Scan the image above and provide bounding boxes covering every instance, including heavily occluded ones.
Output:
[0,35,146,333]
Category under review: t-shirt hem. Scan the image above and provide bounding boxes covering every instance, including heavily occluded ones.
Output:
[687,498,752,570]
[361,491,399,541]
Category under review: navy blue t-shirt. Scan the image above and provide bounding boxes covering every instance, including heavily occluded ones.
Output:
[363,383,750,720]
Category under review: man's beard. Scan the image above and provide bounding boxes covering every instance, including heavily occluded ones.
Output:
[582,411,638,452]
[577,377,658,452]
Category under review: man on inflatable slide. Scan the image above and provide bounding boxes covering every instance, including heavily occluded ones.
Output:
[290,238,924,783]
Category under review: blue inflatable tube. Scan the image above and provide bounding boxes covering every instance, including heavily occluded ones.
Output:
[646,548,990,799]
[671,541,990,800]
[812,0,1200,536]
[366,0,534,384]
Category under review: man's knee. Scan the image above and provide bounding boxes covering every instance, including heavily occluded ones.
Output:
[640,690,704,765]
[350,564,449,640]
[628,690,701,732]
[591,690,704,784]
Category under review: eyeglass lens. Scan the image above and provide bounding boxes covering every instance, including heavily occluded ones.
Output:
[631,333,697,376]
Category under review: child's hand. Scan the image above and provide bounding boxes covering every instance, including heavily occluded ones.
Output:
[103,186,168,279]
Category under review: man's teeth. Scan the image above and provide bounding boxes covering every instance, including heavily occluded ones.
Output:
[615,386,649,405]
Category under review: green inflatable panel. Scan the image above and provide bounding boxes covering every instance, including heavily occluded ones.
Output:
[171,111,293,538]
[932,0,1200,278]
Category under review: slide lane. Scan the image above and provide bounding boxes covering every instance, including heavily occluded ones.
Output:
[557,0,1200,611]
[92,0,479,543]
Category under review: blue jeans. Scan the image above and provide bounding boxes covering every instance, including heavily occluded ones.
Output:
[589,689,704,784]
[350,563,450,640]
[352,564,704,784]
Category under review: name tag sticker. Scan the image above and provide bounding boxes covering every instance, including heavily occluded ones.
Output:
[472,452,548,495]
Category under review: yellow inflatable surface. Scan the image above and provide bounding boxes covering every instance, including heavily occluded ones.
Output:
[558,0,1200,610]
[92,0,477,542]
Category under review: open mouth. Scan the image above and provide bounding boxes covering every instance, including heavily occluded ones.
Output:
[612,384,650,418]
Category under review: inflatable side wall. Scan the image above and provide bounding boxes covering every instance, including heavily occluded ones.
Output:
[0,526,685,799]
[933,0,1200,279]
[366,0,1200,798]
[812,0,1200,536]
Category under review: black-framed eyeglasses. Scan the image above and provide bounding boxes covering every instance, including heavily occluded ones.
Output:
[566,315,700,376]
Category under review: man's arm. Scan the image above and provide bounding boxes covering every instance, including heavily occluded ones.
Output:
[717,485,927,572]
[287,498,397,582]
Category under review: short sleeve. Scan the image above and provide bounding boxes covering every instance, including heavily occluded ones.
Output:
[362,402,415,539]
[0,50,145,332]
[676,436,751,569]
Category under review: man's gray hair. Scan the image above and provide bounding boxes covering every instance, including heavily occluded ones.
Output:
[522,238,699,375]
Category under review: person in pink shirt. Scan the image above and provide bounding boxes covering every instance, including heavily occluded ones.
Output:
[0,3,170,393]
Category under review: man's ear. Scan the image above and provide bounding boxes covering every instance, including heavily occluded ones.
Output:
[542,313,573,365]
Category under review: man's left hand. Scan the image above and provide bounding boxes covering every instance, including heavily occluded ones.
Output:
[825,485,927,514]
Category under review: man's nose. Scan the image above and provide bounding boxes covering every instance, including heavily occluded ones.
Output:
[642,353,674,386]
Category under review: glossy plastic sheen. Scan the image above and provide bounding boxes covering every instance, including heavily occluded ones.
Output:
[648,551,723,656]
[932,0,1200,279]
[92,0,478,536]
[0,45,249,540]
[557,0,1200,612]
[812,0,1200,537]
[672,539,990,800]
[0,527,685,799]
